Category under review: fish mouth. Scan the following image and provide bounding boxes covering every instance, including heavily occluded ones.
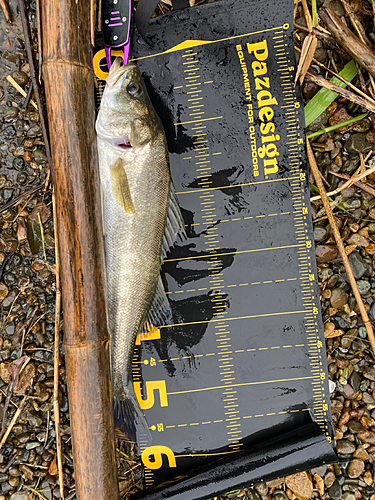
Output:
[111,136,132,149]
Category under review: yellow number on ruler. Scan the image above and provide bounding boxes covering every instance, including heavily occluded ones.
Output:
[134,380,168,409]
[300,172,306,181]
[309,274,315,281]
[142,446,176,469]
[306,240,312,248]
[298,138,303,144]
[295,102,300,108]
[302,207,308,215]
[317,340,323,348]
[320,373,326,380]
[313,307,318,314]
[327,435,332,443]
[323,404,328,411]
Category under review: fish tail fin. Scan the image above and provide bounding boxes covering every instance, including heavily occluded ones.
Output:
[114,394,152,446]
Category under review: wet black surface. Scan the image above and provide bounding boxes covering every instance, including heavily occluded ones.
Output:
[95,0,336,496]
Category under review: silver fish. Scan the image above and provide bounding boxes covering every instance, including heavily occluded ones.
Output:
[96,60,184,441]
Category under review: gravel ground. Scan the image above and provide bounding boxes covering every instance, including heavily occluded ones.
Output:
[1,0,375,499]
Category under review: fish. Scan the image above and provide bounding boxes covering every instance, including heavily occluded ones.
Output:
[96,60,185,442]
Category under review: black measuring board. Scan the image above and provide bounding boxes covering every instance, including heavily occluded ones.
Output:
[92,0,337,493]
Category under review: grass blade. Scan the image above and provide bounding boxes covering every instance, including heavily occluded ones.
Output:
[304,59,357,127]
[307,112,368,138]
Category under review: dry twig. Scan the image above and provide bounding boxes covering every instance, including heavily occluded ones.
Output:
[294,0,317,85]
[0,395,28,448]
[52,191,65,500]
[306,70,375,113]
[0,0,11,22]
[319,8,375,79]
[310,163,375,201]
[329,171,375,197]
[307,138,375,352]
[6,75,37,110]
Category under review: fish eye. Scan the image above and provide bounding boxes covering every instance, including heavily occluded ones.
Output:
[127,82,142,97]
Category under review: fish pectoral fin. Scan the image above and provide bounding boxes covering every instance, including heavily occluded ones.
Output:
[161,182,187,259]
[110,157,135,214]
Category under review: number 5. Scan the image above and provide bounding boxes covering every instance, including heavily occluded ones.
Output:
[134,380,168,409]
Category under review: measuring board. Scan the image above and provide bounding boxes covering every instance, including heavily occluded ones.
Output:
[93,0,336,495]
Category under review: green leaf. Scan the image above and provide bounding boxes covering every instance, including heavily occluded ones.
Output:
[304,60,357,127]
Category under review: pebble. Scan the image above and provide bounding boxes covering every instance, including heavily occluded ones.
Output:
[329,107,352,132]
[316,245,339,263]
[328,481,343,499]
[348,459,365,478]
[285,472,313,500]
[341,329,358,348]
[348,252,368,279]
[324,471,336,488]
[347,233,369,247]
[345,134,373,154]
[0,283,9,302]
[307,109,329,133]
[363,367,375,381]
[10,71,29,87]
[357,280,371,295]
[336,439,356,454]
[330,288,348,308]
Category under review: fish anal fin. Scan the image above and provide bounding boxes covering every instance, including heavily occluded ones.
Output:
[110,157,135,213]
[135,324,161,345]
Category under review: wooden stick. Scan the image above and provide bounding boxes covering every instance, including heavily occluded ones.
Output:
[0,0,11,22]
[307,139,375,351]
[319,8,375,79]
[306,70,375,113]
[52,191,64,500]
[40,1,120,499]
[6,75,38,109]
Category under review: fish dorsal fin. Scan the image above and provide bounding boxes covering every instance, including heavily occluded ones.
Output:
[110,158,135,214]
[143,275,172,330]
[161,182,186,259]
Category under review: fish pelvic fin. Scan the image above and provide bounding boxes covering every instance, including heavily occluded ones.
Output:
[114,392,152,446]
[110,157,135,214]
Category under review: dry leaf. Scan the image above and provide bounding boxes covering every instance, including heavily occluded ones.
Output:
[324,328,344,339]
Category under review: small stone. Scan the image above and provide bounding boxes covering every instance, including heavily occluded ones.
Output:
[0,283,9,302]
[345,133,373,154]
[341,328,358,348]
[266,478,284,488]
[328,481,342,500]
[353,446,369,460]
[307,109,329,133]
[3,107,18,121]
[285,472,313,500]
[23,151,33,162]
[343,493,356,500]
[324,471,336,488]
[358,430,375,444]
[347,421,366,433]
[316,245,338,263]
[330,288,348,309]
[329,107,353,132]
[357,280,371,295]
[363,470,373,486]
[347,233,369,247]
[336,439,356,455]
[314,226,328,242]
[347,459,365,478]
[363,367,375,381]
[10,71,29,87]
[362,392,375,404]
[348,252,368,279]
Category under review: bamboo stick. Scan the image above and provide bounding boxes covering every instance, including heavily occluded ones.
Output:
[40,1,120,499]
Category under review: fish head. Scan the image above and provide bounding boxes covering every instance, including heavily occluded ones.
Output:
[96,60,162,150]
